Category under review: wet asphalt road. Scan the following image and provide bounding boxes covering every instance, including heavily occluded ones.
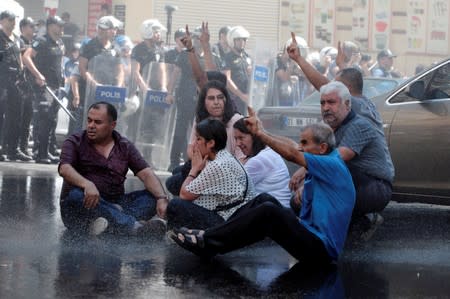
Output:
[1,162,450,298]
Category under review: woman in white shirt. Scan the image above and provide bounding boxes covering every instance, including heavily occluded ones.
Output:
[233,118,292,207]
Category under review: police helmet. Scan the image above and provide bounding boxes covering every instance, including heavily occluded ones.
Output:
[285,35,309,57]
[227,26,250,46]
[114,35,133,52]
[140,19,166,40]
[319,46,337,66]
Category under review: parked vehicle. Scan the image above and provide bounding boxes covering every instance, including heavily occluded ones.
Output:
[258,62,450,205]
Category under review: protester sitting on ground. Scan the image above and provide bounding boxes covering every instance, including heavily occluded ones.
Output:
[166,118,255,230]
[286,34,385,218]
[313,81,394,240]
[232,118,291,208]
[170,114,356,264]
[166,80,244,196]
[58,102,169,237]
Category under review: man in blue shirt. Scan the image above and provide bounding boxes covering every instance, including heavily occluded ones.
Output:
[170,107,355,264]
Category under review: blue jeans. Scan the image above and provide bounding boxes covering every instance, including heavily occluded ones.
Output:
[60,188,157,234]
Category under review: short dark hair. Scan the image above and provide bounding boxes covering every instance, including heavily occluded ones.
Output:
[219,26,231,37]
[336,67,363,94]
[233,118,266,157]
[19,17,35,30]
[88,101,117,122]
[195,118,227,152]
[196,80,235,124]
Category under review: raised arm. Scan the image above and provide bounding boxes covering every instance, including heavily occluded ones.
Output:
[182,24,209,89]
[287,32,329,91]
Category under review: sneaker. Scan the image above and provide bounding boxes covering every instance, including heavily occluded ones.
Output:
[134,216,167,238]
[9,150,33,162]
[89,217,109,236]
[360,213,384,241]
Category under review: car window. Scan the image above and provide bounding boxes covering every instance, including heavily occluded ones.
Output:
[425,63,450,100]
[363,79,399,98]
[390,62,450,104]
[300,78,399,106]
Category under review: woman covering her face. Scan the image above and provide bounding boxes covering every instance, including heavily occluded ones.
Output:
[166,118,255,230]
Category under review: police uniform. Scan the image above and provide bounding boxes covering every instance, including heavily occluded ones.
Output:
[0,29,27,160]
[211,43,228,70]
[81,37,120,86]
[18,34,35,155]
[31,34,64,162]
[223,50,252,114]
[168,50,203,170]
[128,41,165,146]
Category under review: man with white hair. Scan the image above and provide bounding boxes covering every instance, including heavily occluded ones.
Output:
[317,81,394,240]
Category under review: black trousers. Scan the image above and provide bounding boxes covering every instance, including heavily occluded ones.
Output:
[350,168,392,217]
[35,87,59,159]
[2,81,23,155]
[18,92,34,152]
[169,97,196,166]
[202,194,332,264]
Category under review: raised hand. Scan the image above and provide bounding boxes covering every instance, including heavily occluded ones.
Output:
[335,41,346,68]
[286,32,301,61]
[199,21,210,45]
[244,106,264,136]
[180,24,193,50]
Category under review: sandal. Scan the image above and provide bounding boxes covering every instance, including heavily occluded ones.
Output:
[178,227,205,238]
[169,228,212,258]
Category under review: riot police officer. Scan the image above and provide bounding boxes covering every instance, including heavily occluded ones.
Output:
[0,10,32,162]
[129,19,166,146]
[18,17,37,157]
[223,26,252,115]
[23,16,65,164]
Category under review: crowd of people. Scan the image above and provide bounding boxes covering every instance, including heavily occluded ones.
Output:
[1,7,424,266]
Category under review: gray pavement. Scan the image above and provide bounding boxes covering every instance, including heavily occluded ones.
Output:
[1,161,450,298]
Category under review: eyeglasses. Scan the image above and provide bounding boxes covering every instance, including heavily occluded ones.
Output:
[206,94,226,101]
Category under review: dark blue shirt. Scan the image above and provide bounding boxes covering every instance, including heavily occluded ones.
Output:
[31,34,65,89]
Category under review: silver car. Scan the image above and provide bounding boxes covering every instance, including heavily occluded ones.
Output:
[258,62,450,204]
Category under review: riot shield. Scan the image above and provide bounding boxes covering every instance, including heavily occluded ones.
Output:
[249,40,279,111]
[83,51,130,136]
[134,62,176,171]
[270,52,309,107]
